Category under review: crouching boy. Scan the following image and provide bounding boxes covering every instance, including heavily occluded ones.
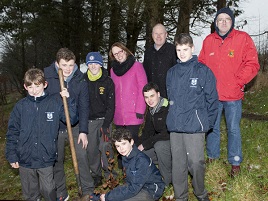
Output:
[5,68,77,201]
[100,128,165,201]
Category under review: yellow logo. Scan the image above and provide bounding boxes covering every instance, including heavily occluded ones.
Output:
[99,87,105,94]
[228,49,234,58]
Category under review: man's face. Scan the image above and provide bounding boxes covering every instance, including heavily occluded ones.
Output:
[24,82,47,98]
[57,59,75,79]
[143,89,160,108]
[176,43,194,63]
[216,13,232,36]
[88,63,101,75]
[152,25,167,49]
[115,139,134,157]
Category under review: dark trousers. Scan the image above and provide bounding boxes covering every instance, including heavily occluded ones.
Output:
[19,166,56,201]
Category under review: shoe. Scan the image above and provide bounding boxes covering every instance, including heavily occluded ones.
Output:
[230,165,240,178]
[197,195,210,201]
[93,176,103,187]
[57,194,69,201]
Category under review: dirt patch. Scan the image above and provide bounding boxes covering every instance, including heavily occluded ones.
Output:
[242,113,268,121]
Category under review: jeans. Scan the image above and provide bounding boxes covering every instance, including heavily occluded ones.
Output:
[206,100,242,165]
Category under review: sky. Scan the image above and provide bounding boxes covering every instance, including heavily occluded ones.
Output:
[193,0,268,54]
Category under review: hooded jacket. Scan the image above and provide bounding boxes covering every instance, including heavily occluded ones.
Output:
[199,7,260,101]
[105,146,165,201]
[5,93,77,168]
[143,42,177,98]
[141,98,170,150]
[110,58,147,126]
[166,56,218,133]
[85,68,115,129]
[44,63,89,133]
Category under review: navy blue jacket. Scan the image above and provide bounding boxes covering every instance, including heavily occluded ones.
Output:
[44,63,89,134]
[166,55,218,133]
[5,93,77,168]
[85,68,115,129]
[105,146,165,201]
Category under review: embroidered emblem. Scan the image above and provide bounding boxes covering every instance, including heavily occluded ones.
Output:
[228,49,234,58]
[46,112,54,121]
[190,78,198,87]
[99,86,105,94]
[90,55,95,60]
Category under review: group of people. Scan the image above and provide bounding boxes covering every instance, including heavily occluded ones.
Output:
[5,7,259,201]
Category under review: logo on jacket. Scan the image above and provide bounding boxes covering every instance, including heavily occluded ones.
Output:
[46,112,54,121]
[99,87,105,94]
[190,78,198,87]
[228,49,235,58]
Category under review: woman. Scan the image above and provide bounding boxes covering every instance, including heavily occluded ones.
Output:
[109,42,147,145]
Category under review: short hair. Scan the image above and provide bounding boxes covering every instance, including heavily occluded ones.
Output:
[142,82,160,93]
[24,68,46,86]
[174,33,193,47]
[109,42,134,61]
[56,48,76,63]
[111,128,132,143]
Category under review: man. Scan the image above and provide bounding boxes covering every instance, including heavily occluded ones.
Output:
[166,33,218,201]
[199,7,260,176]
[143,23,177,98]
[138,82,172,186]
[44,48,93,200]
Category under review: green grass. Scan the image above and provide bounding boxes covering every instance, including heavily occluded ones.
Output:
[1,88,268,200]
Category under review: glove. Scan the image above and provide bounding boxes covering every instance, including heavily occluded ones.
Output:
[136,113,143,119]
[90,193,101,201]
[100,127,110,142]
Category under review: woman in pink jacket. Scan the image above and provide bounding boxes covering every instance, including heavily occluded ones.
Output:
[109,42,147,145]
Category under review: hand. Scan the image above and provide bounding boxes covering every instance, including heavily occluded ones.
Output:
[10,162,19,168]
[90,193,101,201]
[100,127,110,142]
[138,144,144,151]
[60,88,70,98]
[78,133,88,149]
[136,113,143,119]
[100,194,105,201]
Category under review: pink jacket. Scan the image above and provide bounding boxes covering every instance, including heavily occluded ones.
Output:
[199,29,260,101]
[111,61,147,125]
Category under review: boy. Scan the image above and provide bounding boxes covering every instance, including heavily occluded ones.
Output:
[85,51,116,183]
[5,68,77,201]
[100,128,165,201]
[138,82,172,186]
[166,33,218,201]
[44,48,91,200]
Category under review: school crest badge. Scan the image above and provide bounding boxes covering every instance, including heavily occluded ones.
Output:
[190,78,198,87]
[46,112,54,121]
[99,87,105,94]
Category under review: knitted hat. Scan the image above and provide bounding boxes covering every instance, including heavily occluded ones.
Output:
[86,52,103,66]
[214,7,235,35]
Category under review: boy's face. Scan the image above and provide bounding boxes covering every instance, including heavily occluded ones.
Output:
[88,63,101,75]
[57,59,75,79]
[115,139,134,157]
[143,89,160,108]
[176,43,194,63]
[24,82,47,98]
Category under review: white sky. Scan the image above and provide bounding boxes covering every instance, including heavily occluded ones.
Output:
[193,0,268,55]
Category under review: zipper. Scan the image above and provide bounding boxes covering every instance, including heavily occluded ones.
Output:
[195,110,203,131]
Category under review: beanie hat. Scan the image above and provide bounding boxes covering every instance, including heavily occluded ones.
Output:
[86,52,103,66]
[214,7,235,37]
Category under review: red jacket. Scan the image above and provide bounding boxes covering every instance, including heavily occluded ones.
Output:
[199,29,260,101]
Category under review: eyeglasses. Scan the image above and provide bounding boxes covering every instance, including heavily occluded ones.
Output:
[113,50,124,57]
[217,18,232,23]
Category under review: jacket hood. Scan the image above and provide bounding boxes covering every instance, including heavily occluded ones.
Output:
[214,7,235,38]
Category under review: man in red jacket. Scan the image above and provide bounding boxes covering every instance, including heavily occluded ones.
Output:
[199,7,260,176]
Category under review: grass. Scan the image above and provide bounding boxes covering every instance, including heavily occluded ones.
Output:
[0,88,268,200]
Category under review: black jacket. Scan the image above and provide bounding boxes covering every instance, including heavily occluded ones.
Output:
[166,55,218,133]
[44,63,89,134]
[141,98,170,150]
[143,42,177,98]
[85,68,115,129]
[5,93,77,168]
